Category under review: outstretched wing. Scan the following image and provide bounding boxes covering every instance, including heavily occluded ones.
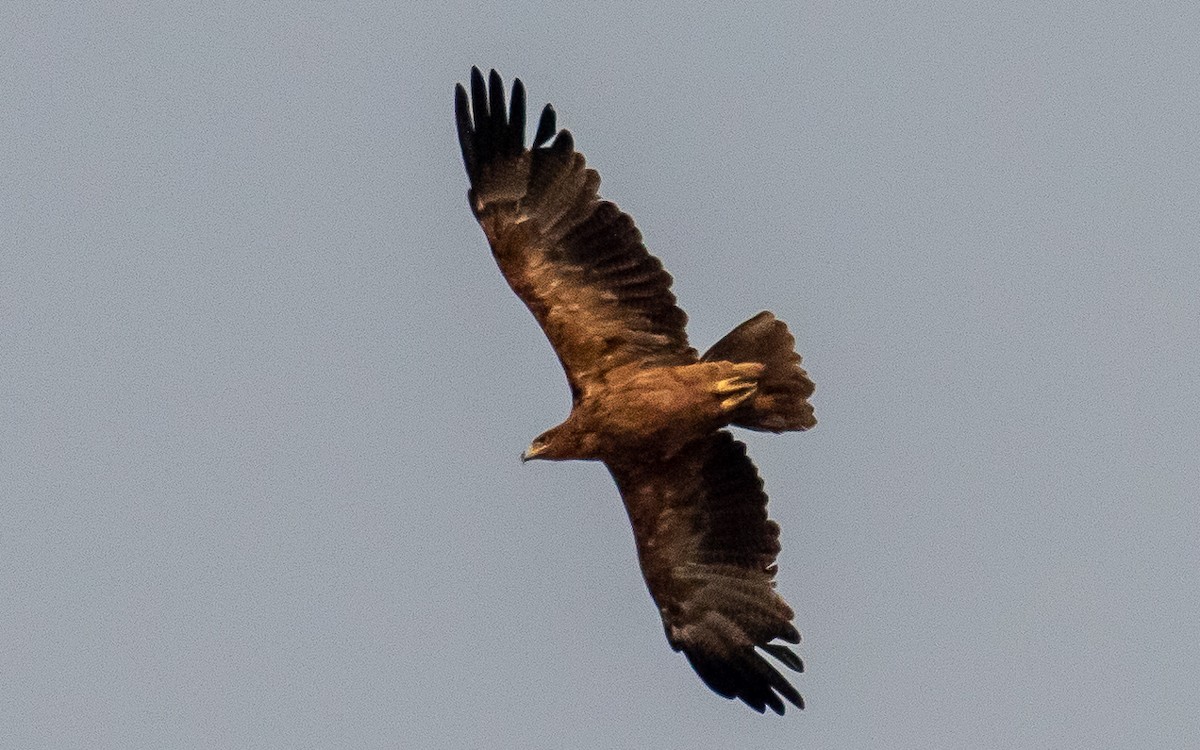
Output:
[607,431,804,714]
[455,68,694,401]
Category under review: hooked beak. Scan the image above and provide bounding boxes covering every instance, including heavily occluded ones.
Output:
[521,443,543,463]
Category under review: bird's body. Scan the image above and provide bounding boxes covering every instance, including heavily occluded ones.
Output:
[455,68,817,714]
[527,359,764,462]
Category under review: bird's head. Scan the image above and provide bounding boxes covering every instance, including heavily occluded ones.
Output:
[521,426,565,462]
[520,434,551,462]
[521,422,598,462]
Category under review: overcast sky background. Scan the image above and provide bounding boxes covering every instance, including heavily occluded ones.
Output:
[4,3,1198,748]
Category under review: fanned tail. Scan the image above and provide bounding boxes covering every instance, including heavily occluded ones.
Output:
[702,312,816,433]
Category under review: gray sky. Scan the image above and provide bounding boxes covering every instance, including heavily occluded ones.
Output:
[5,3,1198,748]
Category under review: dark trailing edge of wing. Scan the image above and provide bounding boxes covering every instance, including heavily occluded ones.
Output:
[609,429,807,715]
[673,431,805,714]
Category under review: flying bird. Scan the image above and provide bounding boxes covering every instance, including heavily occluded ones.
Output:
[454,68,817,715]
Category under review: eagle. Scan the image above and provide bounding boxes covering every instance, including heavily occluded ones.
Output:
[455,68,817,715]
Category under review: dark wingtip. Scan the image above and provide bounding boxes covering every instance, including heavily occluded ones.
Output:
[468,68,489,157]
[780,623,802,644]
[762,643,805,673]
[552,128,574,155]
[487,69,506,132]
[469,67,487,117]
[533,103,557,148]
[510,78,526,152]
[458,67,536,185]
[684,647,804,715]
[454,83,476,179]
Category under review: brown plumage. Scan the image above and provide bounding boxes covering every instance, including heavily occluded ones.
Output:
[455,68,817,715]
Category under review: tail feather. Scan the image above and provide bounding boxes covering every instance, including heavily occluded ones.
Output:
[702,312,816,433]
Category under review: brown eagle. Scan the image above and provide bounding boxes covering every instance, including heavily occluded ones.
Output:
[455,68,817,714]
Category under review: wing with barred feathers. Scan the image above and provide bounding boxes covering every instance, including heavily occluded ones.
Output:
[455,68,695,402]
[607,431,804,714]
